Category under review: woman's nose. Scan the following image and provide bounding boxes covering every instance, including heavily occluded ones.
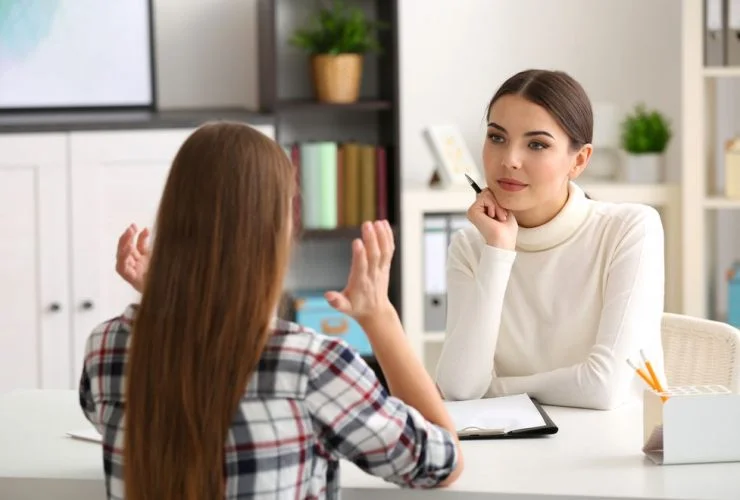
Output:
[501,147,522,170]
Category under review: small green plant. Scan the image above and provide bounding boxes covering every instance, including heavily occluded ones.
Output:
[289,0,386,55]
[620,104,672,154]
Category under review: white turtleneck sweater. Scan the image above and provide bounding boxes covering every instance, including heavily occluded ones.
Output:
[435,182,666,410]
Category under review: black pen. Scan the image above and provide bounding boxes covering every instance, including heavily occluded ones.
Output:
[464,173,482,194]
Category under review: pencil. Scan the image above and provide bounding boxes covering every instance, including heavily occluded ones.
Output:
[464,173,482,194]
[640,349,665,394]
[626,358,658,391]
[627,358,668,402]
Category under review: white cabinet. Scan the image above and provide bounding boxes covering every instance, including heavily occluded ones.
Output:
[68,129,193,380]
[0,134,71,392]
[0,123,275,393]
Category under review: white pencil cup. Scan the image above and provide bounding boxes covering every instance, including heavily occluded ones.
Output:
[643,385,740,465]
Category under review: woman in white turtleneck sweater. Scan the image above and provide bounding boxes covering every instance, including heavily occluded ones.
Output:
[435,70,666,410]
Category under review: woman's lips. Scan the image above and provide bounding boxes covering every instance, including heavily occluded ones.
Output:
[497,179,528,192]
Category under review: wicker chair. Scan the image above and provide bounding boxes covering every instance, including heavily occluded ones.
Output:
[661,313,740,392]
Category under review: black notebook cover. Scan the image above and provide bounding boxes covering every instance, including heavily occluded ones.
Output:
[458,397,559,440]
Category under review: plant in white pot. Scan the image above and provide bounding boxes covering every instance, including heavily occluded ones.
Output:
[289,0,386,104]
[619,104,672,183]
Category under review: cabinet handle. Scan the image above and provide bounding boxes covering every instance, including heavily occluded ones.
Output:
[48,302,62,312]
[81,300,94,311]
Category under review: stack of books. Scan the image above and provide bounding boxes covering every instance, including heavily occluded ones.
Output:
[284,141,389,230]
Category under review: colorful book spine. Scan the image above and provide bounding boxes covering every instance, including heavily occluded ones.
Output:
[342,143,361,226]
[359,145,377,222]
[289,141,390,230]
[290,143,302,232]
[316,142,338,228]
[376,146,388,220]
[299,143,323,229]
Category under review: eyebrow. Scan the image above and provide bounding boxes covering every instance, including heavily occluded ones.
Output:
[487,121,555,139]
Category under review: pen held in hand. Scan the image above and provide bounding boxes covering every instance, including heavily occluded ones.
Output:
[464,173,482,194]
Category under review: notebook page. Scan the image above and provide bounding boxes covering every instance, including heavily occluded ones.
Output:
[67,427,102,444]
[443,394,546,434]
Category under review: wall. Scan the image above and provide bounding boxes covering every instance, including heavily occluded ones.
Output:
[398,0,683,186]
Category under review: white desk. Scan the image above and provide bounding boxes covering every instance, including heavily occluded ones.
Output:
[1,390,738,500]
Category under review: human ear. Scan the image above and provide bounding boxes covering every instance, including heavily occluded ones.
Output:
[567,144,593,180]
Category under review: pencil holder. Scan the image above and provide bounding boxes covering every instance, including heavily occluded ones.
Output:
[642,385,740,465]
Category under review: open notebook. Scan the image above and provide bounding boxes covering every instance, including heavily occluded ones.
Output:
[67,427,102,444]
[443,393,558,438]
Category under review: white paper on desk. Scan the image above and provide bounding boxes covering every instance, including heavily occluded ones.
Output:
[67,427,102,444]
[443,394,546,436]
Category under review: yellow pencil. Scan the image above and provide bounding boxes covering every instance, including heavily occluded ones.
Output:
[640,349,665,393]
[626,358,658,390]
[627,357,668,403]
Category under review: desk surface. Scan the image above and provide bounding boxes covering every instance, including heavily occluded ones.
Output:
[1,390,738,500]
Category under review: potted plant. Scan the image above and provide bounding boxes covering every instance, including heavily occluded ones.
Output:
[619,103,672,183]
[289,0,385,104]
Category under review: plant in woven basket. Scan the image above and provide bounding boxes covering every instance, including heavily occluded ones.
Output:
[289,0,387,103]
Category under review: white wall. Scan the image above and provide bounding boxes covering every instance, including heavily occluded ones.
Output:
[398,0,682,186]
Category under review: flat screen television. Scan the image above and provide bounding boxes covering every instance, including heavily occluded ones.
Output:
[0,0,156,111]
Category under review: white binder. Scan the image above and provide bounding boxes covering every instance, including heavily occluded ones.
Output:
[423,215,448,332]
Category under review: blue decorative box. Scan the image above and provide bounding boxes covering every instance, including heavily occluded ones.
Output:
[729,262,740,328]
[292,291,373,356]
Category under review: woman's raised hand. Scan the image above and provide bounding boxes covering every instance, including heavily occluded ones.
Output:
[115,223,151,293]
[325,220,395,322]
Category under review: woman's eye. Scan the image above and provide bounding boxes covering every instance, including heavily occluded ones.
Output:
[487,133,504,143]
[529,141,547,151]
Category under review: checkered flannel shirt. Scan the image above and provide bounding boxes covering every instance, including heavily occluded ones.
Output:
[79,304,458,499]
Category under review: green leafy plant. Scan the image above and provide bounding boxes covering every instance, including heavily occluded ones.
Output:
[620,104,672,154]
[289,0,386,55]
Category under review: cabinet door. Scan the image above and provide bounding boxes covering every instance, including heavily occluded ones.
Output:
[69,129,194,379]
[0,133,70,392]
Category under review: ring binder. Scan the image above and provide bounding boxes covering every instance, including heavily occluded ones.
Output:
[705,0,726,66]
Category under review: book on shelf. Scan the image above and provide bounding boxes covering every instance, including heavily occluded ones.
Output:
[283,141,389,232]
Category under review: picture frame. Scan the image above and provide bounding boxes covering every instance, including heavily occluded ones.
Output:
[422,124,480,188]
[0,0,156,113]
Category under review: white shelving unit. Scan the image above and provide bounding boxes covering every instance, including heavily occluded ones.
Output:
[401,181,682,374]
[681,0,740,319]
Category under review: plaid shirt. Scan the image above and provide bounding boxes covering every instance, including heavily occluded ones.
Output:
[79,304,458,499]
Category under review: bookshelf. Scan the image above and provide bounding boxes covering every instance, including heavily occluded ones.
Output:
[256,0,400,236]
[681,0,740,322]
[256,0,401,383]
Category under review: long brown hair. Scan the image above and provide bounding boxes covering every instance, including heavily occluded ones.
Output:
[123,122,295,500]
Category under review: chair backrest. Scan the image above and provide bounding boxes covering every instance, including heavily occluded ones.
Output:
[661,312,740,392]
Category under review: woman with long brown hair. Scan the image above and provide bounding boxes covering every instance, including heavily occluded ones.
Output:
[79,121,463,499]
[436,69,665,409]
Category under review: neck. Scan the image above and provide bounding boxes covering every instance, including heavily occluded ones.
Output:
[513,185,570,228]
[514,182,592,252]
